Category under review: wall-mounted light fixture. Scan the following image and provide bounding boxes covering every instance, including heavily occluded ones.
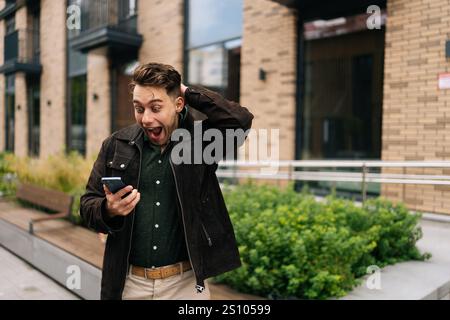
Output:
[93,93,99,101]
[17,105,21,111]
[47,100,51,107]
[259,68,267,81]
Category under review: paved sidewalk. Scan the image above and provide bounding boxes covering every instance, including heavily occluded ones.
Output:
[0,245,79,300]
[343,218,450,300]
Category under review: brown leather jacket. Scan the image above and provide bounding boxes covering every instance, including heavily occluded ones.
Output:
[80,86,254,299]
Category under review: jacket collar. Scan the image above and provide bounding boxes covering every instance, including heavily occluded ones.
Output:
[183,105,208,132]
[114,123,143,143]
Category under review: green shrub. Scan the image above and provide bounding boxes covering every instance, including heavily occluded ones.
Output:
[215,182,430,299]
[0,152,17,197]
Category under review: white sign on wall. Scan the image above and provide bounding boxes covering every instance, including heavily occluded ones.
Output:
[438,73,450,89]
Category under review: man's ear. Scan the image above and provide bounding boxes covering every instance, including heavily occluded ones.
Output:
[175,96,185,113]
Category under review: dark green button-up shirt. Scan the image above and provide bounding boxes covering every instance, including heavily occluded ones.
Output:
[129,110,189,268]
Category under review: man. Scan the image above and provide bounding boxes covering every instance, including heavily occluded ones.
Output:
[80,62,253,300]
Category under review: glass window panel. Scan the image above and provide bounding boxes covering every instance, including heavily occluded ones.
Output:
[120,0,137,18]
[68,48,87,77]
[188,43,226,89]
[188,0,243,48]
[5,75,15,152]
[69,75,87,155]
[301,29,383,160]
[5,16,15,35]
[28,84,40,157]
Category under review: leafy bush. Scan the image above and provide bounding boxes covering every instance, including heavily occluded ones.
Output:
[0,152,17,197]
[5,152,94,224]
[215,182,430,299]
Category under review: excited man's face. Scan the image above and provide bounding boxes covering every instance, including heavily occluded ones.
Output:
[133,85,184,146]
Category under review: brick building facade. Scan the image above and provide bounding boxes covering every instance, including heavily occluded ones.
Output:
[1,0,450,214]
[381,0,450,214]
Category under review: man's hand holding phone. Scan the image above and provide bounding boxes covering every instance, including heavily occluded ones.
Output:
[103,184,141,218]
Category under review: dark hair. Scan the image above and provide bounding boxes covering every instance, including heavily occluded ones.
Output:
[130,62,181,98]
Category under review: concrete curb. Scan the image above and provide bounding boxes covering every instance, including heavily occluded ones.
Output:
[0,219,101,300]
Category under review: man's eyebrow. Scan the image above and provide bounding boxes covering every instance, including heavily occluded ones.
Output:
[133,98,163,104]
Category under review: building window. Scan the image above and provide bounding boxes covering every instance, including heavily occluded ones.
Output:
[28,82,40,157]
[185,0,242,101]
[67,38,87,155]
[5,75,15,152]
[120,0,137,18]
[68,75,87,156]
[5,15,15,35]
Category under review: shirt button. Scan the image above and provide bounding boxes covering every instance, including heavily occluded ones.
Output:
[120,164,125,169]
[156,180,160,185]
[158,160,162,164]
[155,224,159,228]
[156,202,160,206]
[153,246,157,250]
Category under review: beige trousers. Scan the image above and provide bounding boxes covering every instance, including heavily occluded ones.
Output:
[122,266,210,300]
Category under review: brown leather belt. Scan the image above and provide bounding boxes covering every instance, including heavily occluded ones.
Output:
[130,261,192,279]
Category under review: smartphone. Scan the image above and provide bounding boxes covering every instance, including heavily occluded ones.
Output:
[101,177,127,194]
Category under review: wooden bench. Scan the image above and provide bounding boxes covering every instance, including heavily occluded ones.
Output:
[15,183,74,234]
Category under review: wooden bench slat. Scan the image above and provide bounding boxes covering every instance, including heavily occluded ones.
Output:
[16,183,73,214]
[15,183,74,234]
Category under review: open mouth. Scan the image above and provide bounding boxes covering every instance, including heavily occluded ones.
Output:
[146,127,163,141]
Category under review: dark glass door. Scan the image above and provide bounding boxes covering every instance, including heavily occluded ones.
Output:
[5,75,15,152]
[301,29,384,160]
[68,75,87,155]
[28,81,40,157]
[226,46,241,102]
[298,17,385,197]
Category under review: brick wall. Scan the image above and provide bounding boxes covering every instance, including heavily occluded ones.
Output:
[14,7,28,157]
[137,0,184,74]
[240,0,297,162]
[39,0,66,157]
[382,0,450,214]
[86,47,111,158]
[14,73,27,156]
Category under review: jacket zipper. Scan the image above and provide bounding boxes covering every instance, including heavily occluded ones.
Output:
[201,223,213,247]
[169,158,200,286]
[125,141,142,278]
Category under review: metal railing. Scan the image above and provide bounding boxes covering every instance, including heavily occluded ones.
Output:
[217,160,450,202]
[79,0,137,33]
